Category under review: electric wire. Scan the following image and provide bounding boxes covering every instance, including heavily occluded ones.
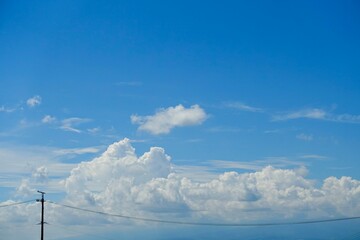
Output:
[0,199,36,208]
[48,201,360,227]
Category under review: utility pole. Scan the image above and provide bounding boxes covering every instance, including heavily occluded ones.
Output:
[36,190,46,240]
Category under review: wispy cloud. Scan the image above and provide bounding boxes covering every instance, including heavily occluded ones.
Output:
[0,105,16,113]
[299,154,328,160]
[264,129,280,134]
[0,145,78,190]
[296,133,313,141]
[225,101,263,112]
[53,146,102,156]
[131,104,208,135]
[273,108,360,124]
[209,160,263,171]
[332,113,360,123]
[222,103,360,125]
[42,115,56,124]
[273,108,326,121]
[207,126,243,133]
[116,81,142,87]
[209,156,306,171]
[257,156,306,168]
[60,118,91,133]
[26,95,42,107]
[87,127,100,134]
[43,115,97,135]
[1,95,41,113]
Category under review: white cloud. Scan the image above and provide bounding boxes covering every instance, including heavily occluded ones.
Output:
[60,117,91,133]
[273,108,327,121]
[209,160,263,171]
[42,115,56,124]
[264,129,280,134]
[207,127,243,133]
[53,147,102,155]
[131,104,208,135]
[225,102,263,112]
[300,155,328,160]
[61,139,360,223]
[0,145,87,191]
[0,139,359,230]
[296,133,313,141]
[32,166,49,183]
[0,105,16,113]
[26,95,42,107]
[273,108,360,124]
[333,113,360,123]
[116,81,142,87]
[87,127,100,134]
[15,179,36,197]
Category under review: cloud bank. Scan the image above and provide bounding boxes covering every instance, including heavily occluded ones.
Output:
[131,104,207,135]
[1,138,360,235]
[61,139,360,224]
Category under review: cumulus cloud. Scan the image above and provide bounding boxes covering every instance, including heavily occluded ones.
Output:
[0,138,360,238]
[26,95,42,107]
[62,139,360,223]
[32,166,49,183]
[131,105,208,135]
[15,179,36,198]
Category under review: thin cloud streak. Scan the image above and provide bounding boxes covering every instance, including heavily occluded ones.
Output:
[53,147,102,156]
[116,81,142,87]
[225,102,263,112]
[0,144,97,191]
[273,108,327,121]
[273,108,360,124]
[60,118,92,133]
[296,133,313,141]
[300,155,328,160]
[0,105,16,113]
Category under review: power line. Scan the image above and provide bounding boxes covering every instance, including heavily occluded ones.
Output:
[48,201,360,227]
[0,199,35,208]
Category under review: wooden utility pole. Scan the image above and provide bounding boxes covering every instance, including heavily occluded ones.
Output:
[36,191,45,240]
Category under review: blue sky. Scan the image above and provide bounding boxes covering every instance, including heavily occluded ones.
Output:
[1,1,360,239]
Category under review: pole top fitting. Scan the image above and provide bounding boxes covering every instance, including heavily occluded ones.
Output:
[37,190,46,195]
